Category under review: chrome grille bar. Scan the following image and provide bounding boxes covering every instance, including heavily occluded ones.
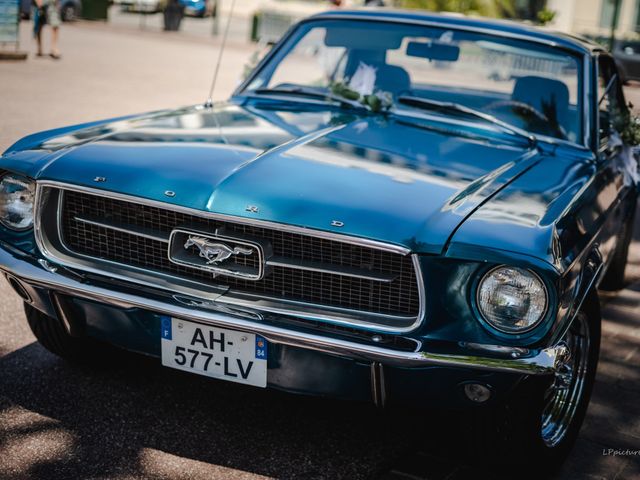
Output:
[266,256,397,282]
[74,215,170,243]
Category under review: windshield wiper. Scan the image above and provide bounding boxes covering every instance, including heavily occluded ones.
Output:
[396,95,535,145]
[252,86,366,111]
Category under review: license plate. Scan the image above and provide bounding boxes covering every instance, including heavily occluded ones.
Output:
[160,317,267,388]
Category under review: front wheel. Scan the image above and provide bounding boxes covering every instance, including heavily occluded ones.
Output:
[24,303,113,364]
[464,293,601,471]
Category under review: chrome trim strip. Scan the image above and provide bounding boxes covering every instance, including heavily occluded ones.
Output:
[74,215,170,243]
[370,362,387,408]
[378,362,387,407]
[0,242,565,375]
[39,181,411,255]
[50,292,78,336]
[34,182,427,333]
[584,52,592,148]
[265,256,397,283]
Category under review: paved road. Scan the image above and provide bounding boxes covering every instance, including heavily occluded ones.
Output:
[1,19,639,480]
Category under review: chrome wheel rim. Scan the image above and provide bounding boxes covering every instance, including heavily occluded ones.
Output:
[541,312,590,448]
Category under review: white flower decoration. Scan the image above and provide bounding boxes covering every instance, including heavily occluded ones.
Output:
[348,62,377,97]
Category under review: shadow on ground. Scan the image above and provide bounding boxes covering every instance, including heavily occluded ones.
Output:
[2,327,638,480]
[0,342,417,479]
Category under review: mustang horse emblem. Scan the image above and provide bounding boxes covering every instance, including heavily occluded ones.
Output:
[184,236,254,264]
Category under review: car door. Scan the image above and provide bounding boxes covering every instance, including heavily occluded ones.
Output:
[595,54,634,266]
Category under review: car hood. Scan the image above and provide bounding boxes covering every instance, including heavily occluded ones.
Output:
[4,101,542,253]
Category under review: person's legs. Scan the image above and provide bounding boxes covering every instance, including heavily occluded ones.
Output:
[47,3,61,58]
[33,8,44,56]
[36,28,43,55]
[51,26,59,57]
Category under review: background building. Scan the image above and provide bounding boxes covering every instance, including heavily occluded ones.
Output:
[549,0,640,38]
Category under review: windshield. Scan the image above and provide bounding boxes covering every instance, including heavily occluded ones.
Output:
[242,19,583,143]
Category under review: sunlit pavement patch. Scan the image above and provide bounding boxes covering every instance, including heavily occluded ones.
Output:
[0,398,76,478]
[138,448,274,480]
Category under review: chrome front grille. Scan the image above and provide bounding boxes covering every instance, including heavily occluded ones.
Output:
[37,185,423,328]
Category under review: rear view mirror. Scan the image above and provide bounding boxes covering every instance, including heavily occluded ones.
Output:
[325,28,404,49]
[407,41,460,62]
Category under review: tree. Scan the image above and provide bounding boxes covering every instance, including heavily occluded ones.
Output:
[398,0,516,18]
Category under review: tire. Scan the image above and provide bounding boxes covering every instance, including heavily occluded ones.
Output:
[462,292,601,472]
[600,202,636,291]
[24,303,111,363]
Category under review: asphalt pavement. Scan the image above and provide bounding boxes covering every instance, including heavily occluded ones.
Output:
[0,16,639,480]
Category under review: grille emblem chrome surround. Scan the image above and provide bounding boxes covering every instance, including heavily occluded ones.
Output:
[184,236,253,265]
[169,229,266,280]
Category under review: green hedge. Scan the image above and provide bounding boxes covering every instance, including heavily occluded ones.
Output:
[398,0,516,18]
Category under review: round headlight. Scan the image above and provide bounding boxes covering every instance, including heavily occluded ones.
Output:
[476,266,548,334]
[0,174,36,231]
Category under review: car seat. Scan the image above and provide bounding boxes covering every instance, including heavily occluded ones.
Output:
[512,75,570,132]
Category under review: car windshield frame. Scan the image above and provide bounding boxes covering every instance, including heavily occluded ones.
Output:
[235,17,588,147]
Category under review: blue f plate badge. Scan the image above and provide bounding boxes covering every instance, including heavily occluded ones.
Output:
[160,317,268,388]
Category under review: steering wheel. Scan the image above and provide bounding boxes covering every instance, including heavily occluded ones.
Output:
[484,100,568,139]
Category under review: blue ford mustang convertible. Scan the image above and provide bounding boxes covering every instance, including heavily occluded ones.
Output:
[1,10,637,468]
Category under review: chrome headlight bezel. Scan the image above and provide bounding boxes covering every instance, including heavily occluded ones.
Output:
[0,173,36,232]
[474,265,549,335]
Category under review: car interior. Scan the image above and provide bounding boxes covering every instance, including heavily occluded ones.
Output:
[323,24,580,140]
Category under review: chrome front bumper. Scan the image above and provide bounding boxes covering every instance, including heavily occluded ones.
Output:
[0,242,568,376]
